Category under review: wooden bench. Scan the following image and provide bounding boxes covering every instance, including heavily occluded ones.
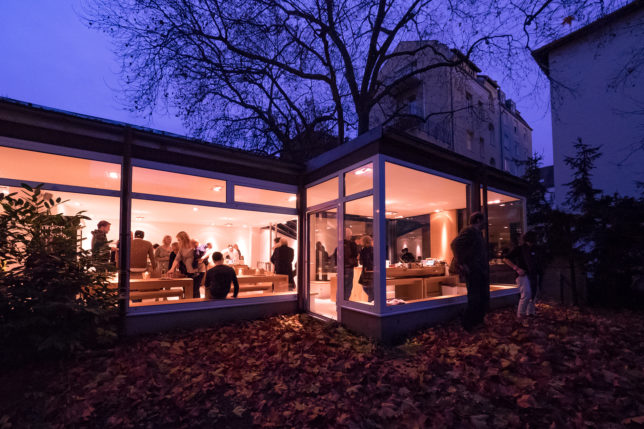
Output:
[130,289,184,301]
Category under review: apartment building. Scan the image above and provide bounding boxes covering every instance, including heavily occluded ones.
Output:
[370,41,532,176]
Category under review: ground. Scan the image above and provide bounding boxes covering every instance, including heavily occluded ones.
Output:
[1,303,644,428]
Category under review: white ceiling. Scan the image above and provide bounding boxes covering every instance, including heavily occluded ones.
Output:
[2,186,296,228]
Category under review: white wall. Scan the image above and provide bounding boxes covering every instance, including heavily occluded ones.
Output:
[548,7,644,207]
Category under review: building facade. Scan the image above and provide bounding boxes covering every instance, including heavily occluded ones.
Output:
[0,97,527,342]
[533,1,644,207]
[370,41,533,176]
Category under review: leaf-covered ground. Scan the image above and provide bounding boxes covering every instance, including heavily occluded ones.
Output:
[2,303,644,428]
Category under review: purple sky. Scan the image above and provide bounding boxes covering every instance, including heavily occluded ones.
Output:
[0,0,553,165]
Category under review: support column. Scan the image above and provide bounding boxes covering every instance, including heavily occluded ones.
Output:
[117,128,132,336]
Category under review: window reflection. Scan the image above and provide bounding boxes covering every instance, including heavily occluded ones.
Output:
[487,190,524,286]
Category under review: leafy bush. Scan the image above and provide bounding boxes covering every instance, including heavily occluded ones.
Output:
[0,184,118,364]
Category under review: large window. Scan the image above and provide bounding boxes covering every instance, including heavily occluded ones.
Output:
[487,189,524,286]
[133,167,225,202]
[344,196,374,304]
[307,177,338,207]
[0,146,121,190]
[384,162,469,305]
[130,166,298,307]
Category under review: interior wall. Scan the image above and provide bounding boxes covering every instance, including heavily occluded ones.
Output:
[430,210,458,262]
[396,227,424,261]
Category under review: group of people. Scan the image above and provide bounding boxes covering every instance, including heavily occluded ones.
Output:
[91,221,247,299]
[450,212,542,332]
[336,228,375,302]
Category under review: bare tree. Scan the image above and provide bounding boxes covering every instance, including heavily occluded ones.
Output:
[82,0,623,157]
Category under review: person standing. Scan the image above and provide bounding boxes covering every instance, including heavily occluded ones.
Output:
[221,244,240,264]
[504,231,541,317]
[450,212,489,332]
[332,228,359,301]
[154,235,173,275]
[169,231,204,298]
[271,237,295,290]
[91,220,112,264]
[205,252,240,299]
[131,230,156,274]
[358,235,374,302]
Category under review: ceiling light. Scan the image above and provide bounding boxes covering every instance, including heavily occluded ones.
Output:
[489,199,501,204]
[385,211,397,216]
[212,186,222,192]
[504,226,508,229]
[385,200,393,205]
[225,223,233,227]
[354,167,372,175]
[108,172,119,179]
[499,204,506,207]
[135,216,144,220]
[434,209,441,213]
[288,196,296,202]
[395,215,403,219]
[193,207,199,211]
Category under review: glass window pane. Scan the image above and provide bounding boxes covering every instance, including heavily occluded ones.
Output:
[385,162,468,305]
[132,166,226,202]
[344,196,374,304]
[307,177,338,207]
[0,146,121,190]
[488,190,524,287]
[344,163,373,196]
[308,209,338,320]
[129,198,297,305]
[235,185,296,208]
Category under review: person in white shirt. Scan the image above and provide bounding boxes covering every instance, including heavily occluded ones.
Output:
[221,244,240,264]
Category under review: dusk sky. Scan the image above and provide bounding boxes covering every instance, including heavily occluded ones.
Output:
[0,0,553,164]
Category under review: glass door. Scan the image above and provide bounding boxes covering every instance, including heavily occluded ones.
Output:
[307,208,338,320]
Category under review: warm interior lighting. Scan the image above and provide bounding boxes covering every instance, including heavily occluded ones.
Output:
[212,186,222,192]
[434,209,441,213]
[193,207,199,211]
[489,199,501,204]
[0,186,9,195]
[135,216,144,220]
[354,167,372,175]
[225,223,233,227]
[395,215,403,219]
[385,211,398,216]
[108,172,119,179]
[288,196,297,202]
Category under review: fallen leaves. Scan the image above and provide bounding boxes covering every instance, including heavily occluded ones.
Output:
[1,305,644,428]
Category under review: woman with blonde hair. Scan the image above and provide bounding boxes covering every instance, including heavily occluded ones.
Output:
[154,234,173,276]
[169,231,205,298]
[358,235,374,302]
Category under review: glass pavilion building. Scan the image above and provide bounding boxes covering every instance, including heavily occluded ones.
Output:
[0,98,525,341]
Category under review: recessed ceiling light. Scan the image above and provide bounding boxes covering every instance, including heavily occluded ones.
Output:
[385,200,393,205]
[225,223,233,227]
[108,172,119,179]
[385,211,397,216]
[288,196,296,202]
[212,186,222,192]
[434,209,441,213]
[489,199,501,204]
[135,216,144,220]
[193,207,199,211]
[395,215,403,219]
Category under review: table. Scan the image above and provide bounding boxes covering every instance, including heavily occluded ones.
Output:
[110,278,194,300]
[236,274,290,293]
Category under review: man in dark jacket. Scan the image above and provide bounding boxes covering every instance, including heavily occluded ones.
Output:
[271,238,295,289]
[450,212,489,332]
[91,220,112,265]
[205,252,239,299]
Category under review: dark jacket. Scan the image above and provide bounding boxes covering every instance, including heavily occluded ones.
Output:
[205,264,240,299]
[91,229,109,261]
[271,245,295,283]
[450,226,488,275]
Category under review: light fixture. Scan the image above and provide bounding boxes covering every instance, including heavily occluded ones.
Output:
[504,226,508,229]
[193,207,199,212]
[108,172,119,179]
[135,216,144,220]
[385,211,397,216]
[212,186,222,192]
[395,215,403,219]
[489,199,501,204]
[288,196,297,202]
[225,223,233,227]
[499,204,506,207]
[354,167,372,175]
[434,209,441,213]
[385,200,393,205]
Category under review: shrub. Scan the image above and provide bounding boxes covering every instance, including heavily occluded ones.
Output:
[0,184,118,364]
